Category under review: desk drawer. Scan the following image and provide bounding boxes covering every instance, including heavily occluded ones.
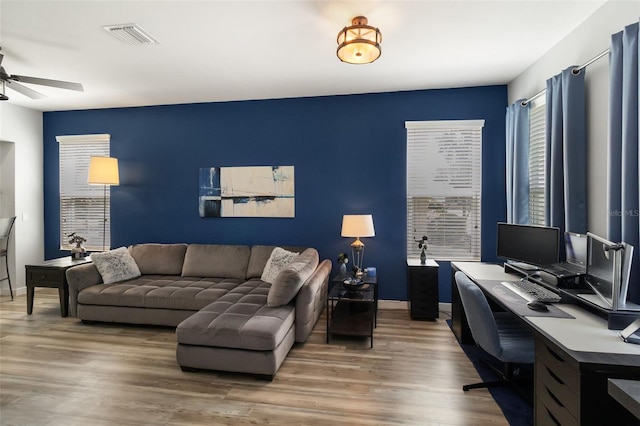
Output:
[536,363,578,419]
[536,396,578,426]
[536,338,579,389]
[27,268,63,285]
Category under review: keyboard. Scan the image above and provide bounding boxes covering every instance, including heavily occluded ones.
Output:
[501,280,561,303]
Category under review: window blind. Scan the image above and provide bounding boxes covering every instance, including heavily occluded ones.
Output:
[406,120,484,261]
[529,100,546,226]
[57,134,111,251]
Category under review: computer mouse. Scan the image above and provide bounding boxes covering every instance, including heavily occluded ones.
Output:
[527,301,549,312]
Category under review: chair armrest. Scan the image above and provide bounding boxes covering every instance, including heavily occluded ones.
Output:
[66,263,103,317]
[295,259,332,342]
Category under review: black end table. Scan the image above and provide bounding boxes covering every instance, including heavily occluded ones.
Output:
[26,256,92,317]
[327,275,378,348]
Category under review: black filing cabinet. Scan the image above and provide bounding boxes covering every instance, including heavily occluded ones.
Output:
[407,259,439,319]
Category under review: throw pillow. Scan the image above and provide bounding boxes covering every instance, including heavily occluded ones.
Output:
[267,248,319,307]
[261,247,299,284]
[92,246,141,284]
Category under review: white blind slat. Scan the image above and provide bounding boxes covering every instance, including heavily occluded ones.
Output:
[406,120,484,261]
[529,103,546,226]
[58,135,111,251]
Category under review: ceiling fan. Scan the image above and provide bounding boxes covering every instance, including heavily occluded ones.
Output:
[0,50,84,101]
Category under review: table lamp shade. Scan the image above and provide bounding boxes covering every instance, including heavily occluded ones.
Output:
[341,214,375,239]
[88,156,120,186]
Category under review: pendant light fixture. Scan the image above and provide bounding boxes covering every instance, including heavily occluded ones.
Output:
[336,16,382,64]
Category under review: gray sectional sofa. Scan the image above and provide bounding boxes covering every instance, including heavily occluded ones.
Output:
[65,243,331,379]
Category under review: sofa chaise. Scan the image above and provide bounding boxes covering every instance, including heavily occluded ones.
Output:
[65,243,331,379]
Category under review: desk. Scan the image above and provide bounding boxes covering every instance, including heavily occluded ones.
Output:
[26,256,91,317]
[452,261,640,426]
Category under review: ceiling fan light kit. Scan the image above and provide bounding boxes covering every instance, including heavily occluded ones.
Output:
[337,16,382,64]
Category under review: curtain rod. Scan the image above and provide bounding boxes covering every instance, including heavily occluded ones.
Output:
[521,48,610,106]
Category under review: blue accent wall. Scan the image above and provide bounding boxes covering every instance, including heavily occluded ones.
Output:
[43,86,507,302]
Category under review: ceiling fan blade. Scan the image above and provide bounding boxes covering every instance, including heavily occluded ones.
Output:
[10,74,84,92]
[6,80,46,99]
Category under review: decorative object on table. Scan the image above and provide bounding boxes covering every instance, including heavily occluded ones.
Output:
[341,214,375,277]
[87,156,120,252]
[416,235,428,264]
[341,276,365,291]
[67,232,87,259]
[337,252,349,276]
[199,166,295,218]
[336,16,382,65]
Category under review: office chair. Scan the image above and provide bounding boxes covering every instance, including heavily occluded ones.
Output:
[454,271,534,391]
[0,216,16,300]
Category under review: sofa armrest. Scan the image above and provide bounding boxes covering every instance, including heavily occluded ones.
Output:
[295,259,332,342]
[66,263,103,317]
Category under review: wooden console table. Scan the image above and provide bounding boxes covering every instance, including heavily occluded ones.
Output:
[26,256,91,317]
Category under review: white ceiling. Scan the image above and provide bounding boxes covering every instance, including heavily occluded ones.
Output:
[0,0,607,112]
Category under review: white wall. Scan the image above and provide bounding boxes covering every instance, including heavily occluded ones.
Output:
[508,0,638,236]
[0,103,44,296]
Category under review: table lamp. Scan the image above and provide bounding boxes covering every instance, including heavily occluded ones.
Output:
[341,214,375,276]
[88,156,119,252]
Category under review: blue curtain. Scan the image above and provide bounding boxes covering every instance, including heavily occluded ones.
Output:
[505,100,530,224]
[607,21,639,304]
[545,67,587,236]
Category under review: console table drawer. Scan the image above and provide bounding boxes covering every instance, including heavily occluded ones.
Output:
[27,268,64,285]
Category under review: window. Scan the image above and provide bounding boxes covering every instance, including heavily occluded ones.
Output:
[406,120,484,261]
[528,99,546,226]
[57,134,111,251]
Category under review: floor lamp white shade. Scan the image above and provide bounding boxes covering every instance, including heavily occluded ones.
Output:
[88,156,120,185]
[88,156,119,251]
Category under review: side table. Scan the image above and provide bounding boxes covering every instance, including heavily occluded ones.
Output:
[327,275,378,348]
[407,259,439,319]
[26,256,92,317]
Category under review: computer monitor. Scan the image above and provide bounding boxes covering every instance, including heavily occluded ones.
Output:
[564,232,587,266]
[584,232,627,309]
[496,223,560,267]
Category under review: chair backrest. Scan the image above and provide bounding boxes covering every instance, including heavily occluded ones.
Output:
[454,271,501,358]
[0,217,16,251]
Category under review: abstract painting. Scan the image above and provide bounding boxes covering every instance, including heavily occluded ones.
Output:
[199,166,294,218]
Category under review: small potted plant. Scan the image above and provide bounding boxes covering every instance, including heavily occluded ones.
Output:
[68,232,87,260]
[337,252,349,276]
[416,235,428,264]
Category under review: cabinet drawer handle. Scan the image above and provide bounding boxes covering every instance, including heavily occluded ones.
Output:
[546,365,565,385]
[546,345,565,363]
[546,385,565,408]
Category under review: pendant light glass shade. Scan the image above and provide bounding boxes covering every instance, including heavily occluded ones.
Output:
[336,16,382,64]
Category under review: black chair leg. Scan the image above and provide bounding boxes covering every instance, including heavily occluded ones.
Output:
[463,379,508,391]
[5,255,12,300]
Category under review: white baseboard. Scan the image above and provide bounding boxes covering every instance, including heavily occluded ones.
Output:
[0,285,26,297]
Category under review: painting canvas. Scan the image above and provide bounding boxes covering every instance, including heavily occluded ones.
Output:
[199,166,294,218]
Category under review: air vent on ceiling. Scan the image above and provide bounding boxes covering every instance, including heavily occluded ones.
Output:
[102,23,159,45]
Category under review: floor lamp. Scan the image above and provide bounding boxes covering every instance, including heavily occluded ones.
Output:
[88,156,119,252]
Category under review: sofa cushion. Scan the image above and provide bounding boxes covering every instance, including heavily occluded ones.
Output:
[267,248,319,307]
[246,245,305,278]
[181,244,250,279]
[77,276,244,310]
[260,247,299,283]
[91,247,141,284]
[176,280,295,351]
[129,243,188,275]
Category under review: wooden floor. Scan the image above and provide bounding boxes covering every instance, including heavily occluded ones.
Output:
[0,289,508,425]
